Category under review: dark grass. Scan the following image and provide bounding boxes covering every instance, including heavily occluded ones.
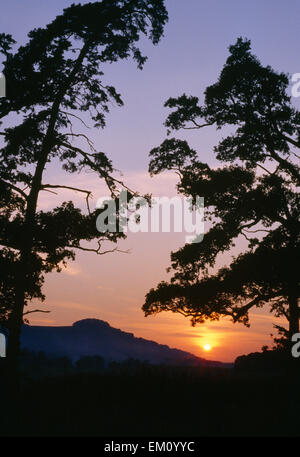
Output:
[1,365,299,437]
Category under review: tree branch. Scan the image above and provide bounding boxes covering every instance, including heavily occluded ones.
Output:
[61,132,96,151]
[60,110,91,129]
[231,296,267,322]
[23,309,50,316]
[41,184,92,213]
[66,241,130,255]
[1,180,28,199]
[183,120,214,130]
[59,140,138,196]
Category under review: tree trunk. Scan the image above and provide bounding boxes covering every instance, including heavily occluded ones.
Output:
[5,254,28,387]
[7,319,22,370]
[5,141,49,381]
[4,39,90,384]
[6,318,22,385]
[289,294,299,337]
[288,294,300,373]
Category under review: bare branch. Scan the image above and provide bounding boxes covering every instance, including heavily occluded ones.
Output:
[256,163,272,175]
[60,110,91,129]
[41,183,92,195]
[59,140,138,197]
[61,132,96,151]
[23,309,50,316]
[41,188,58,195]
[66,240,130,255]
[241,230,252,242]
[239,219,261,230]
[183,120,214,130]
[41,183,92,213]
[244,228,272,234]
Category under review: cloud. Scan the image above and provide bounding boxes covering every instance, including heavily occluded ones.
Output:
[170,332,204,338]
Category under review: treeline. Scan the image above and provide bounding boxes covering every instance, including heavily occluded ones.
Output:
[1,346,297,382]
[0,349,227,380]
[1,353,299,437]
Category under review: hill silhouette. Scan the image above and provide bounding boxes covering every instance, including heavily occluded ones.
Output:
[20,318,230,367]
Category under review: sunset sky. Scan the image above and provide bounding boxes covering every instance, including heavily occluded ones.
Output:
[2,0,300,362]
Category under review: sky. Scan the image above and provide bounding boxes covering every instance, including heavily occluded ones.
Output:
[1,0,300,362]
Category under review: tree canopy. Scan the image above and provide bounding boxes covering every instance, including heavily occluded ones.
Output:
[143,38,300,339]
[0,0,168,366]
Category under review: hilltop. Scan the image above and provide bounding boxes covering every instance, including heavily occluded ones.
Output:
[20,318,230,367]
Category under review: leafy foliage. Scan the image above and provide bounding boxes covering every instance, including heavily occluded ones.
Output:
[0,1,168,330]
[144,38,300,337]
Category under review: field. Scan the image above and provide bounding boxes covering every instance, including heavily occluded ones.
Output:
[1,363,299,437]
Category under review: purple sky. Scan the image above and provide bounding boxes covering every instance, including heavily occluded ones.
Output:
[1,0,299,361]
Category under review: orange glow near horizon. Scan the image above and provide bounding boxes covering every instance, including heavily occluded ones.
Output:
[27,174,288,364]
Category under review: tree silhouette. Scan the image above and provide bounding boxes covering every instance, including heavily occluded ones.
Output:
[143,38,300,344]
[0,0,168,376]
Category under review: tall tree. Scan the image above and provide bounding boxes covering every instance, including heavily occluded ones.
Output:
[143,38,300,346]
[0,0,168,376]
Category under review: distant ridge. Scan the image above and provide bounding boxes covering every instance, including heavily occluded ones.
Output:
[21,318,230,367]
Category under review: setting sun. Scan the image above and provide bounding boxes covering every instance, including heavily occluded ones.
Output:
[203,343,212,351]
